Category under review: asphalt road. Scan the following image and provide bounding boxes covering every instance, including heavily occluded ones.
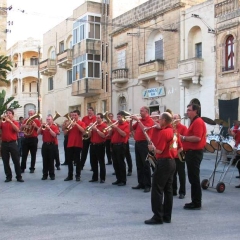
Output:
[0,134,239,240]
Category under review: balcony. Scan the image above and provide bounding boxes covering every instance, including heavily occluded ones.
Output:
[57,49,73,69]
[39,59,56,76]
[215,0,236,17]
[112,68,128,84]
[73,39,101,58]
[138,60,164,85]
[178,58,203,87]
[71,78,102,97]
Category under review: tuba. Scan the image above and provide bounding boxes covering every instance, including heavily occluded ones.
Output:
[22,113,41,136]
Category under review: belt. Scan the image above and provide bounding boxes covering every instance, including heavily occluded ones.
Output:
[2,140,16,143]
[43,142,54,145]
[112,143,125,145]
[186,149,203,152]
[91,142,105,145]
[136,140,148,143]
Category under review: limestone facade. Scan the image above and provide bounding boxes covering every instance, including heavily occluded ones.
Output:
[0,0,7,56]
[110,0,207,116]
[6,38,41,119]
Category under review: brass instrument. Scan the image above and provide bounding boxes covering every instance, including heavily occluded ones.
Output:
[63,113,75,131]
[41,123,49,130]
[22,113,41,136]
[0,116,7,123]
[103,121,119,133]
[53,111,61,121]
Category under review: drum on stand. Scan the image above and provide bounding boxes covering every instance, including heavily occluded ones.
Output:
[222,136,236,152]
[210,135,222,151]
[205,135,215,153]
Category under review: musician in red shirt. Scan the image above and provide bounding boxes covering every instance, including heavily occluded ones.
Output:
[37,115,59,180]
[180,103,206,210]
[80,107,96,170]
[145,112,176,225]
[63,110,85,182]
[111,111,130,186]
[130,106,154,193]
[0,109,24,182]
[20,109,41,173]
[172,114,188,199]
[89,113,107,183]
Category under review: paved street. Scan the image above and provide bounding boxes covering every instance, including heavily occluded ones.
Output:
[0,133,239,240]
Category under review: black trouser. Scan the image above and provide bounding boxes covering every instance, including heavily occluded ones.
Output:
[112,143,127,183]
[185,150,203,206]
[17,137,24,156]
[67,147,82,178]
[21,137,38,171]
[90,143,106,181]
[125,140,133,172]
[135,141,151,188]
[151,158,176,221]
[172,158,186,195]
[80,138,91,168]
[105,139,112,164]
[41,142,55,178]
[1,141,22,180]
[53,144,60,167]
[63,135,69,164]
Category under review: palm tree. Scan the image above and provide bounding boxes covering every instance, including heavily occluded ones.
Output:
[0,55,12,85]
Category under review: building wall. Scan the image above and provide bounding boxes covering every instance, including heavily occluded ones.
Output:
[0,0,7,56]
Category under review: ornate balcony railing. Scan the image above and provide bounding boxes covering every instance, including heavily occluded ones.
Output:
[112,68,128,84]
[215,0,237,17]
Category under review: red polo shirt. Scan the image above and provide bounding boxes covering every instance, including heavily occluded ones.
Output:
[132,116,154,141]
[176,123,187,150]
[155,125,177,159]
[106,120,116,140]
[184,117,206,151]
[111,121,130,143]
[23,118,41,138]
[91,122,107,143]
[0,121,19,141]
[67,120,86,148]
[42,124,58,143]
[152,128,160,147]
[82,115,97,127]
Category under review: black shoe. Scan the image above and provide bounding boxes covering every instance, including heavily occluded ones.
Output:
[112,180,121,185]
[89,179,98,182]
[61,162,68,165]
[17,178,24,182]
[179,194,185,199]
[144,218,163,225]
[127,172,132,176]
[41,177,47,180]
[163,217,171,223]
[64,176,73,181]
[132,184,144,190]
[112,172,116,175]
[100,180,105,183]
[50,176,55,180]
[76,177,80,182]
[235,184,240,188]
[21,169,25,173]
[4,178,12,183]
[106,162,112,165]
[236,176,240,178]
[29,169,34,173]
[56,166,61,170]
[144,187,151,193]
[118,182,126,186]
[184,202,201,210]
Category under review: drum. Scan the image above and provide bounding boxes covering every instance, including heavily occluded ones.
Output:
[210,135,221,150]
[205,135,215,153]
[222,137,236,152]
[236,144,240,155]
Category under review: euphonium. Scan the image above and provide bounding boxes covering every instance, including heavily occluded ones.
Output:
[22,113,41,136]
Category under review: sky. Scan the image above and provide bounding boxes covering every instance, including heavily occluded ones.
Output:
[6,0,86,48]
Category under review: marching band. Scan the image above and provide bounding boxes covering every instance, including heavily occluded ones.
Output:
[1,99,240,225]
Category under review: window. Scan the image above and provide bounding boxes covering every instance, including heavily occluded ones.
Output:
[59,41,64,53]
[117,50,126,68]
[225,35,234,71]
[48,77,53,91]
[101,70,104,89]
[105,72,108,92]
[195,43,202,58]
[102,100,107,113]
[106,44,108,63]
[102,42,104,61]
[155,39,163,60]
[67,70,73,85]
[51,50,56,60]
[30,58,38,65]
[119,96,126,111]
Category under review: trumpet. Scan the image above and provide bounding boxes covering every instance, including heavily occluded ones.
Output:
[82,121,97,140]
[103,121,119,133]
[0,116,7,122]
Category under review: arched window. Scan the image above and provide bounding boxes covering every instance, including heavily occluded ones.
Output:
[225,35,234,71]
[119,96,126,111]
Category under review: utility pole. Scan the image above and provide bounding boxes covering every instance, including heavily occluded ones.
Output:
[37,46,41,114]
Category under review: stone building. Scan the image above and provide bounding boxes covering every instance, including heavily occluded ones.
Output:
[178,0,215,122]
[6,38,41,119]
[0,0,7,56]
[215,0,240,123]
[110,0,207,116]
[40,0,112,120]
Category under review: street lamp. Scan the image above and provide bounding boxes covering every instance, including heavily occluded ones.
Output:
[37,46,41,114]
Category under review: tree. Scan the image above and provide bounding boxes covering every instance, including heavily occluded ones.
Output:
[0,55,12,85]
